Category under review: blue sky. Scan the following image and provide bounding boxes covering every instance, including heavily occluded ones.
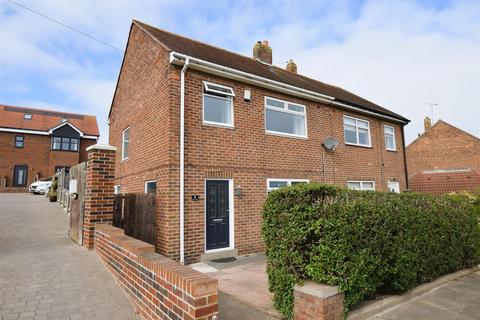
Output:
[0,0,479,143]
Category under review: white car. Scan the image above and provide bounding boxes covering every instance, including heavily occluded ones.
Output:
[29,179,52,195]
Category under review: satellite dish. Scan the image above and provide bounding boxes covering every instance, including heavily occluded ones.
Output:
[323,137,339,150]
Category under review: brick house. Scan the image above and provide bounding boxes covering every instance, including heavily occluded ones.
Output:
[0,105,99,190]
[108,20,410,264]
[406,117,480,194]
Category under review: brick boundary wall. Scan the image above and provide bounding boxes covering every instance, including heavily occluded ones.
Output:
[294,281,344,320]
[95,224,219,320]
[0,187,28,193]
[83,144,117,248]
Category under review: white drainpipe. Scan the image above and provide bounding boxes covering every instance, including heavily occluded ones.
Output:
[180,57,190,265]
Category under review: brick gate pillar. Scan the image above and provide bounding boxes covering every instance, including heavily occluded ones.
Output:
[83,144,117,249]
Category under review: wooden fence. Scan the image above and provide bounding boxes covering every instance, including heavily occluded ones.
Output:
[113,193,156,245]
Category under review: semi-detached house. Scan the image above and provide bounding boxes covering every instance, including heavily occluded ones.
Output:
[108,20,410,264]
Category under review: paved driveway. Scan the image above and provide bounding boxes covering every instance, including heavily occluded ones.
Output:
[0,193,137,320]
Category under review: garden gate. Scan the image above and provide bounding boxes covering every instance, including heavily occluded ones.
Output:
[68,162,87,245]
[113,193,156,245]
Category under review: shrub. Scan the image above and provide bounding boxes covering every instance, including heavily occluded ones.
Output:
[262,183,480,319]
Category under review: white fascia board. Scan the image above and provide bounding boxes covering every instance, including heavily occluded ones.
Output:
[0,127,98,139]
[0,127,49,135]
[169,52,408,125]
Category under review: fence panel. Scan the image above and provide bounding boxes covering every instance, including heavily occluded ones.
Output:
[113,193,156,245]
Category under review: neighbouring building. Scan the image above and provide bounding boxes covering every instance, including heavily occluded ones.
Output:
[108,20,410,264]
[0,105,99,190]
[406,117,480,194]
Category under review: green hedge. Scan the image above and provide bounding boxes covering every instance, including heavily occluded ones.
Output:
[261,183,480,318]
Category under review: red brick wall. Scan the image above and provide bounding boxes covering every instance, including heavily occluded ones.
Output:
[406,121,480,177]
[109,24,408,263]
[0,132,94,187]
[293,282,344,320]
[83,145,116,248]
[95,224,218,320]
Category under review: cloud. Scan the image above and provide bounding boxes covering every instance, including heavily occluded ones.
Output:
[0,0,478,146]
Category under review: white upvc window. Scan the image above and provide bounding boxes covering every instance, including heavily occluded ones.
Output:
[384,125,396,151]
[347,181,375,191]
[388,181,400,193]
[114,185,121,194]
[344,116,371,147]
[145,180,157,194]
[122,127,130,160]
[265,97,307,138]
[267,178,309,193]
[203,81,234,127]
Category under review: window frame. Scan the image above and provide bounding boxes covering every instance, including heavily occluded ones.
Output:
[24,114,32,120]
[343,115,372,147]
[122,127,130,161]
[14,135,24,148]
[264,96,307,139]
[384,125,396,151]
[144,180,157,194]
[347,180,376,191]
[51,136,79,152]
[202,93,234,128]
[203,81,235,97]
[387,181,400,193]
[267,178,309,193]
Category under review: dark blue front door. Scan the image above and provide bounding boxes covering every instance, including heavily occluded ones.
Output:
[206,180,230,250]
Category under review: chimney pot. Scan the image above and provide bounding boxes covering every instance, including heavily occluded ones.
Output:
[286,59,297,73]
[424,116,432,131]
[253,40,272,64]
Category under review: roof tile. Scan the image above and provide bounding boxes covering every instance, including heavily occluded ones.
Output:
[0,105,99,136]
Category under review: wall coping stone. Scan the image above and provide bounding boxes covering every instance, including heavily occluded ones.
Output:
[294,280,340,298]
[86,144,117,152]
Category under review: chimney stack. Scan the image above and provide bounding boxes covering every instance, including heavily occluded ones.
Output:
[424,116,432,131]
[286,59,297,73]
[253,40,272,64]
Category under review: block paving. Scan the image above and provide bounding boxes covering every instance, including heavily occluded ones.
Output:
[0,193,138,320]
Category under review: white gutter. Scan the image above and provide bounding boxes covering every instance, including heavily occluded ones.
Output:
[169,52,408,124]
[179,57,190,265]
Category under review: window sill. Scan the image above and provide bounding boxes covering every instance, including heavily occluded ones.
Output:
[386,149,397,152]
[345,142,372,149]
[121,157,129,162]
[202,122,235,129]
[265,131,307,140]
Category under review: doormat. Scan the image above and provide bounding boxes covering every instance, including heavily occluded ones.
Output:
[211,257,237,263]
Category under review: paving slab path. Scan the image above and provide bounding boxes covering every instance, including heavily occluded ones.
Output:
[0,193,138,320]
[372,270,480,320]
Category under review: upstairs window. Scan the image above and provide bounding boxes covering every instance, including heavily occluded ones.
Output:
[122,127,130,160]
[265,97,306,138]
[52,137,79,151]
[203,81,234,127]
[14,135,24,148]
[384,125,396,151]
[24,114,32,120]
[267,179,309,193]
[347,181,375,191]
[344,116,371,147]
